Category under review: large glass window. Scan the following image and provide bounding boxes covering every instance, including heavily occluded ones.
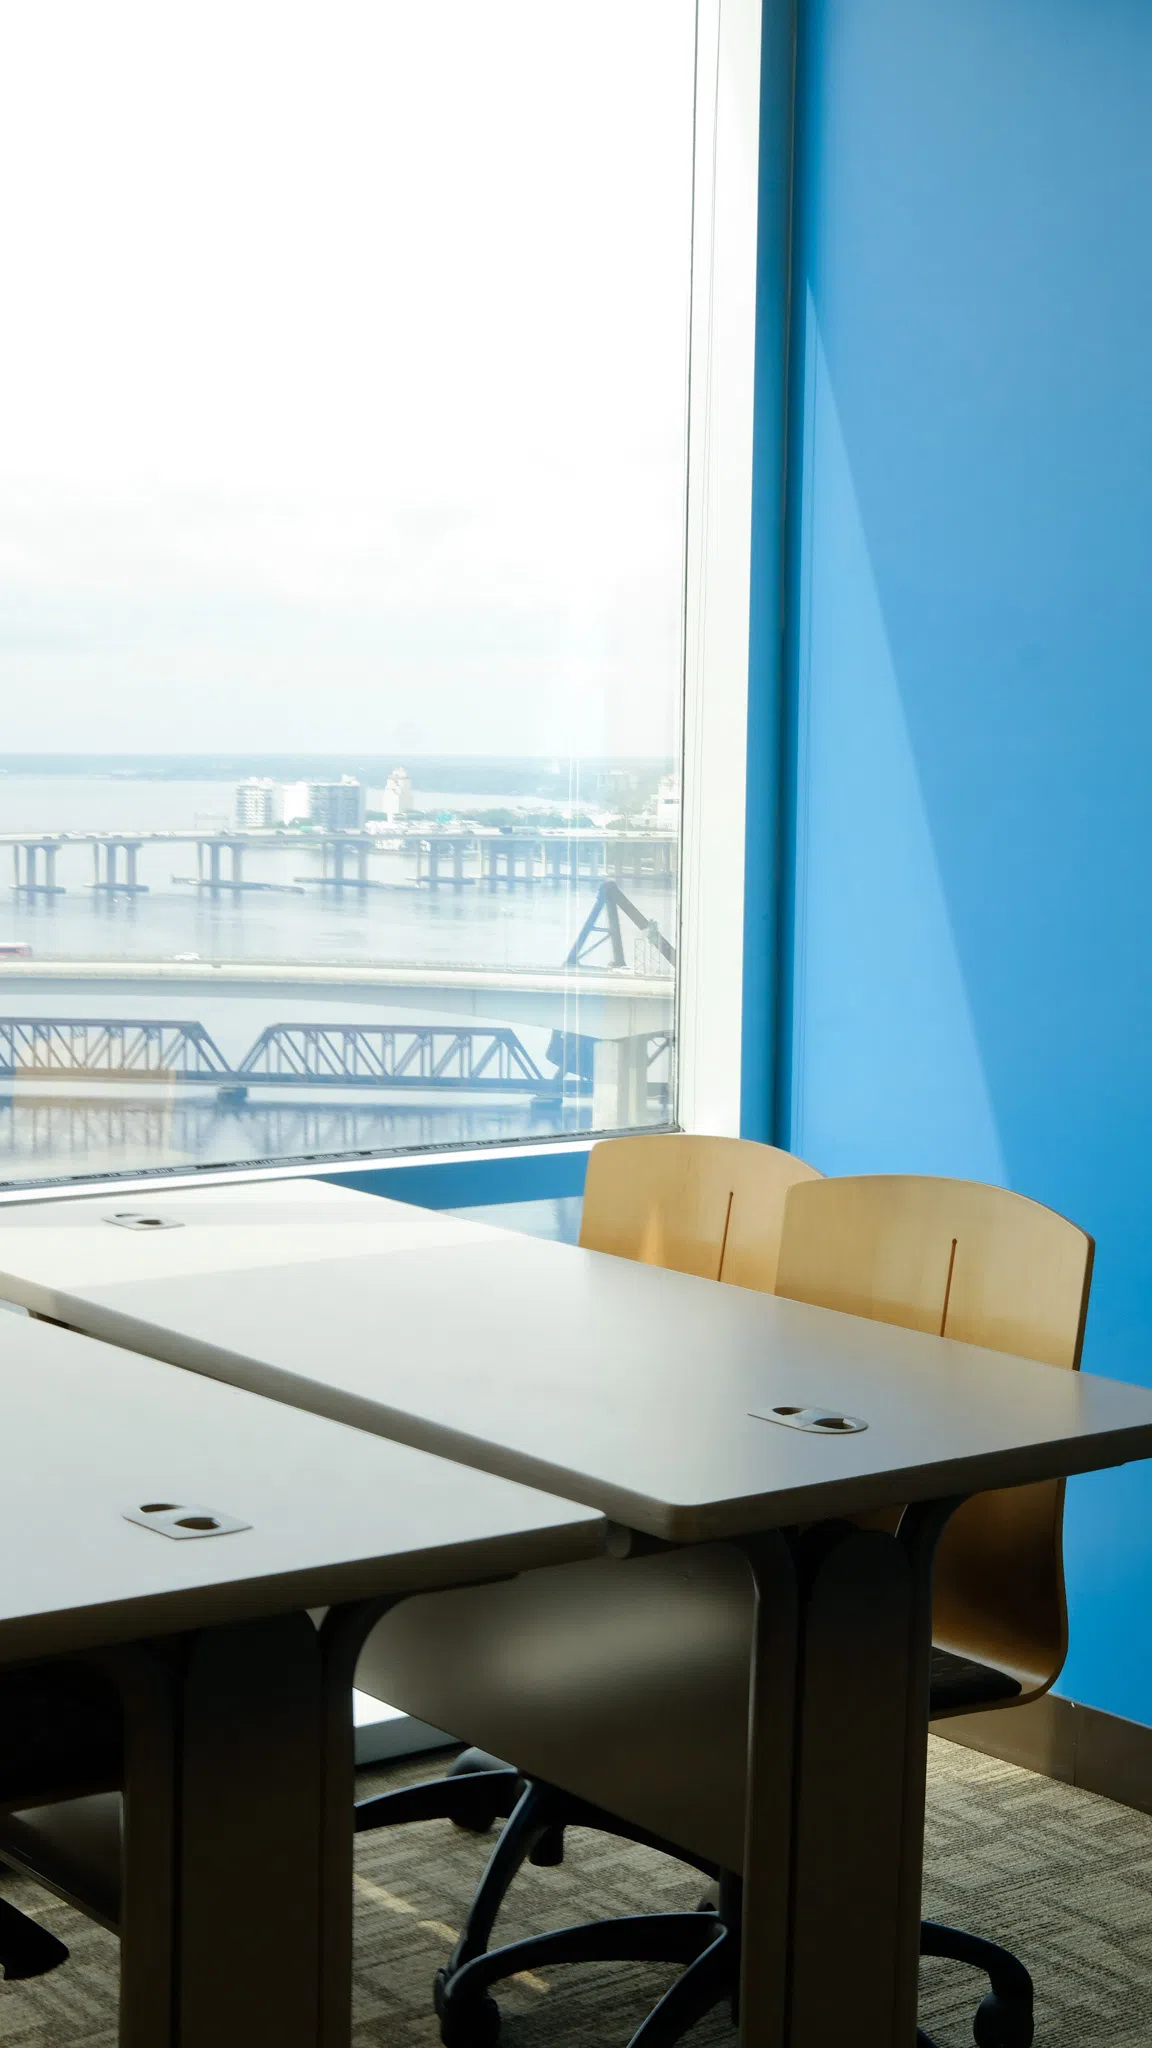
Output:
[0,0,696,1186]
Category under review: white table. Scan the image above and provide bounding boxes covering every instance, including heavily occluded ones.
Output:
[0,1178,502,1760]
[0,1309,602,2048]
[5,1180,1152,2048]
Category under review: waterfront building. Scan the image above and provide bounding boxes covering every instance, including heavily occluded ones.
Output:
[655,775,680,833]
[277,781,311,826]
[234,777,279,828]
[380,768,413,823]
[306,776,366,831]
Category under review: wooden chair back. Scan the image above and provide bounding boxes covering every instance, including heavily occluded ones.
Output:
[775,1174,1094,1704]
[579,1134,822,1294]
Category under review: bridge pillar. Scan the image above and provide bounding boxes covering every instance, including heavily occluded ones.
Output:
[43,845,57,891]
[230,843,244,888]
[357,843,369,887]
[591,1033,652,1132]
[208,842,222,895]
[124,844,138,892]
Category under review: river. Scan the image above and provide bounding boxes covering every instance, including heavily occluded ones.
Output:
[0,777,677,1185]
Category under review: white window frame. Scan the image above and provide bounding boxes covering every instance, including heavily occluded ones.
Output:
[676,0,770,1139]
[0,0,792,1206]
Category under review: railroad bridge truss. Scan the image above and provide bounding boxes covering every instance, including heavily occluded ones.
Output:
[0,1018,673,1106]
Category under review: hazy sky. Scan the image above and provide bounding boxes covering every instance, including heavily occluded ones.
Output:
[0,1,696,759]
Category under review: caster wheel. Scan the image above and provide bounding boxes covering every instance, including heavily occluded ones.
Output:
[435,1973,501,2048]
[448,1750,510,1777]
[448,1751,514,1834]
[529,1824,565,1868]
[452,1808,501,1835]
[973,1992,1033,2048]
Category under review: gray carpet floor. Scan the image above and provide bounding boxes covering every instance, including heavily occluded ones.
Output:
[0,1737,1150,2045]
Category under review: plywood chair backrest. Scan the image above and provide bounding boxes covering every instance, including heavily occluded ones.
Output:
[579,1134,823,1294]
[775,1175,1094,1702]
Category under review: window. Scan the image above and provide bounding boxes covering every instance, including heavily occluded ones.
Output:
[0,0,762,1190]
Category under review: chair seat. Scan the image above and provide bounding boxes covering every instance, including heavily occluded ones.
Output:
[929,1648,1020,1714]
[0,1793,121,1931]
[359,1547,1024,1872]
[0,1666,121,1813]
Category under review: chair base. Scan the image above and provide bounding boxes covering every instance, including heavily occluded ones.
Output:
[0,1894,69,1981]
[919,1922,1034,2048]
[357,1755,1035,2048]
[437,1904,1033,2048]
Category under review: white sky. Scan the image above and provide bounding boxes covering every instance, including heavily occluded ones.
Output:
[0,1,696,758]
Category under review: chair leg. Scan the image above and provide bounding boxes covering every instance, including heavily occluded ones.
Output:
[445,1782,562,1976]
[919,1922,1033,2048]
[0,1896,69,1980]
[625,1919,734,2048]
[440,1781,717,1988]
[354,1768,523,1836]
[437,1912,722,2048]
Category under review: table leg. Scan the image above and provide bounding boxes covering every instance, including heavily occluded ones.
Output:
[176,1611,328,2048]
[96,1645,179,2048]
[110,1612,329,2048]
[739,1504,956,2048]
[316,1599,402,2048]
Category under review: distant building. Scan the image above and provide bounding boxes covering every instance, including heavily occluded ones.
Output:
[380,767,413,823]
[306,776,365,831]
[655,775,680,833]
[234,774,366,830]
[277,781,311,826]
[234,777,279,829]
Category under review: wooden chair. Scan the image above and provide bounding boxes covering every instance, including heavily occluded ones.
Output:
[350,1135,824,2044]
[356,1171,1090,2048]
[775,1173,1093,1706]
[579,1132,823,1292]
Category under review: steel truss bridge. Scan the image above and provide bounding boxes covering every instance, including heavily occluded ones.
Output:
[0,1018,673,1101]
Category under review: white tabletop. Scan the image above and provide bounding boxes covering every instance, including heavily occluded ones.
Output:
[4,1180,1152,1541]
[0,1310,603,1664]
[0,1175,499,1287]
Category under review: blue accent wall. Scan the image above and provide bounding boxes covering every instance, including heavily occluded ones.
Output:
[781,0,1152,1722]
[742,0,800,1142]
[321,1144,589,1211]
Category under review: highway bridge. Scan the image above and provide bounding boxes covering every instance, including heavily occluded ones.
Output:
[3,825,676,895]
[0,957,673,1041]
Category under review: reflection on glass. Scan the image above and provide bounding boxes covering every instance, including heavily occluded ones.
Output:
[0,0,691,1185]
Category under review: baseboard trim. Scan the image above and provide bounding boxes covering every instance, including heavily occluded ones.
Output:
[932,1693,1152,1816]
